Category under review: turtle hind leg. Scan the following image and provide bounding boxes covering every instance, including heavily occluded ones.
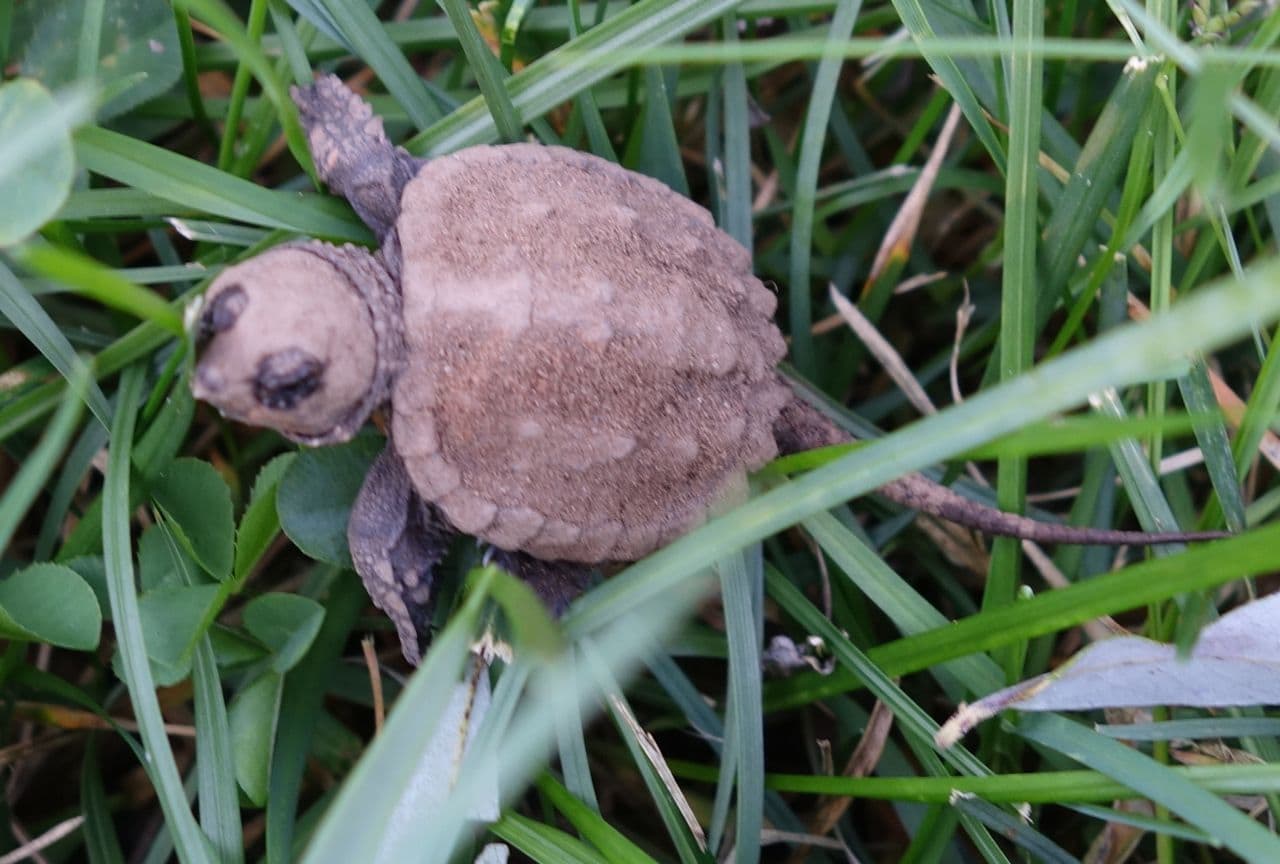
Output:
[347,446,455,665]
[488,550,596,616]
[291,74,421,239]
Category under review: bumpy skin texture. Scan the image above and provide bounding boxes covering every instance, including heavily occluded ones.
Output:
[389,144,791,562]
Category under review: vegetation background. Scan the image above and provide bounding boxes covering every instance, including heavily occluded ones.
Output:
[2,0,1280,861]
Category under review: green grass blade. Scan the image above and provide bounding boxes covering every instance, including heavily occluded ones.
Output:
[0,259,111,427]
[1040,57,1156,310]
[192,634,243,864]
[297,577,489,864]
[717,552,763,864]
[173,0,316,183]
[408,0,746,156]
[740,761,1280,803]
[216,0,269,172]
[489,811,609,864]
[718,16,752,250]
[1020,714,1280,861]
[536,774,656,863]
[102,365,215,864]
[552,655,601,814]
[566,0,616,160]
[304,0,440,129]
[82,738,127,864]
[0,366,85,555]
[987,0,1045,683]
[802,511,1004,694]
[594,665,707,864]
[1178,358,1247,533]
[75,126,368,241]
[15,242,184,335]
[1090,388,1188,540]
[439,0,523,142]
[265,570,364,864]
[788,0,860,376]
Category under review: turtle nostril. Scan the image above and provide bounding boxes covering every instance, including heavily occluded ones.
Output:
[192,363,225,398]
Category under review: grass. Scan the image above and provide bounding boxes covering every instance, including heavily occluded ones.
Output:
[1,0,1279,862]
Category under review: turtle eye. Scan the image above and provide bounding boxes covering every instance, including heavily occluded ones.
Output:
[254,348,325,410]
[197,283,248,349]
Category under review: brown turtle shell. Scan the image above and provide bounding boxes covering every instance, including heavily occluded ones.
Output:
[389,144,790,563]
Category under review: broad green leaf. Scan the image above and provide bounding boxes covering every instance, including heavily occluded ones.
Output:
[242,592,326,673]
[0,563,101,650]
[278,434,382,567]
[0,79,79,245]
[133,583,221,685]
[137,523,202,591]
[229,670,283,805]
[19,0,181,120]
[234,452,296,584]
[151,458,234,582]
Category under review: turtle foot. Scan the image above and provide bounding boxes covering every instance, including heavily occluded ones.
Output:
[348,446,454,665]
[487,550,596,617]
[291,74,420,238]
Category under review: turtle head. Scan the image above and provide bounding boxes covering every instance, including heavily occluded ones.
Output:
[191,243,400,446]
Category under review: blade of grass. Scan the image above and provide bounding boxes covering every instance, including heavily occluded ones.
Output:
[296,572,492,864]
[764,521,1280,710]
[217,0,269,171]
[34,420,108,560]
[718,14,752,250]
[1020,714,1280,861]
[593,663,707,864]
[536,774,657,863]
[734,761,1280,803]
[265,570,364,864]
[75,126,368,242]
[407,0,747,156]
[103,365,215,864]
[553,653,600,814]
[717,551,763,864]
[172,0,316,183]
[299,0,440,129]
[788,0,860,376]
[15,243,184,335]
[173,4,217,144]
[489,812,608,864]
[0,260,111,427]
[566,0,617,161]
[1178,358,1246,533]
[0,366,86,555]
[82,738,126,864]
[987,0,1045,682]
[439,0,523,142]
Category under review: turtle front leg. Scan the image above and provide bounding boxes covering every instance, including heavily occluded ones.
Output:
[291,74,422,239]
[348,446,454,664]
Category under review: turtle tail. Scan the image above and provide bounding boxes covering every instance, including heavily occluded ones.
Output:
[291,74,420,238]
[773,395,1228,547]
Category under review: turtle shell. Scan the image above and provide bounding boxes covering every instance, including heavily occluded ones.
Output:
[389,144,790,563]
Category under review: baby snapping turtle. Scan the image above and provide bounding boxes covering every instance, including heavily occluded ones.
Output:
[193,76,1223,663]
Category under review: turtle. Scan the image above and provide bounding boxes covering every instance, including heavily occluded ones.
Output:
[191,75,1225,664]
